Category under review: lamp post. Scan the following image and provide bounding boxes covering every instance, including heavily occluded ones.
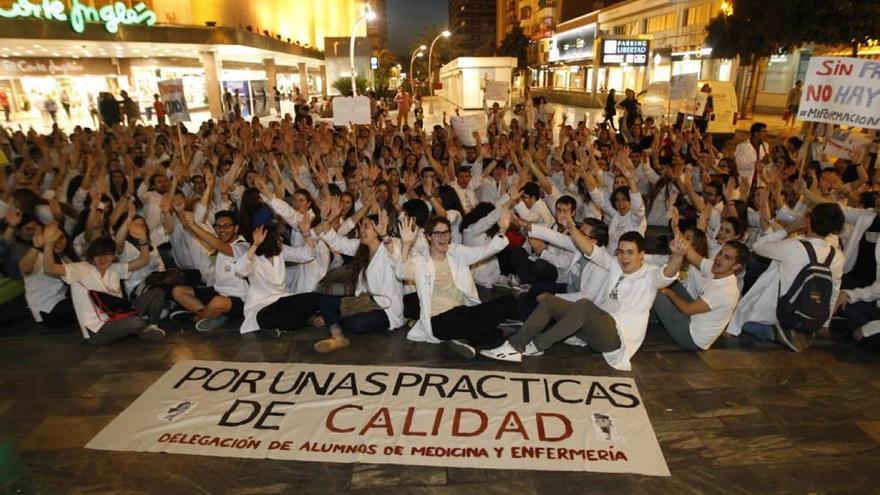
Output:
[409,45,426,94]
[427,30,451,95]
[349,8,377,96]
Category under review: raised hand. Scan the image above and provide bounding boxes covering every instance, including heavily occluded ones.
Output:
[399,215,417,244]
[498,205,512,232]
[376,209,389,237]
[670,233,690,255]
[5,206,22,228]
[43,221,62,243]
[252,226,267,247]
[31,225,45,248]
[297,210,312,234]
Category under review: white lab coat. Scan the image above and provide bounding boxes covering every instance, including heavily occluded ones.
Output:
[264,195,330,294]
[461,203,504,288]
[727,229,842,335]
[529,224,581,284]
[235,244,316,334]
[841,206,877,274]
[844,239,880,307]
[396,234,509,343]
[321,229,405,329]
[585,246,677,371]
[589,188,647,251]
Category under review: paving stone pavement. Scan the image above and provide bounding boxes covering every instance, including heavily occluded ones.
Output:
[2,316,880,494]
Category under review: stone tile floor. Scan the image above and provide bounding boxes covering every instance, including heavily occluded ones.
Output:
[2,316,880,494]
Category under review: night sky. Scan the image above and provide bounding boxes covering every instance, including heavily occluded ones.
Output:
[386,0,449,57]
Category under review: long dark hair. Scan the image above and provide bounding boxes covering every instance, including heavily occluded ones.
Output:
[254,223,283,258]
[460,202,499,237]
[436,185,464,214]
[238,187,263,242]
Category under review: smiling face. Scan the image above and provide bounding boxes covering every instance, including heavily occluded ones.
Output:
[214,216,237,244]
[716,220,739,244]
[427,223,452,256]
[293,192,310,213]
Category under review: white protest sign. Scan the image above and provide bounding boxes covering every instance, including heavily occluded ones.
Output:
[823,129,872,160]
[158,79,190,123]
[450,113,485,146]
[485,80,509,102]
[693,92,709,116]
[87,360,670,476]
[669,73,698,101]
[799,57,880,129]
[332,95,372,126]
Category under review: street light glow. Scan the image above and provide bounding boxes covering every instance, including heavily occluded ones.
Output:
[364,10,377,21]
[442,30,451,37]
[418,44,427,51]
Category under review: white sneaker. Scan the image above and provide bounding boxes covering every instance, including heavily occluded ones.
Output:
[139,324,166,341]
[493,275,512,288]
[479,341,523,362]
[523,341,544,357]
[563,335,588,347]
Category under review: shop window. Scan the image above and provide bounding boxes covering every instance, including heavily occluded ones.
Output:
[684,4,711,27]
[612,21,640,36]
[762,53,799,94]
[646,12,676,33]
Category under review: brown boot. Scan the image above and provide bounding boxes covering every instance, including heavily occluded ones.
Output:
[314,326,350,353]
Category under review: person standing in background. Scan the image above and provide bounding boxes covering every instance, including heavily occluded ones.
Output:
[0,90,10,122]
[153,94,166,125]
[60,90,71,119]
[785,80,803,129]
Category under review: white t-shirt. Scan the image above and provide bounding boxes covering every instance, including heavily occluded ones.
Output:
[62,261,130,338]
[689,259,740,350]
[214,238,249,299]
[23,252,68,322]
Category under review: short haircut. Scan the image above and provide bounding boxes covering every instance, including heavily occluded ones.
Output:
[456,165,472,175]
[582,218,609,247]
[618,231,646,252]
[402,199,430,228]
[85,236,117,261]
[750,122,767,135]
[214,210,237,225]
[725,240,751,267]
[810,202,845,237]
[425,215,451,235]
[612,186,631,204]
[522,181,541,199]
[555,195,577,212]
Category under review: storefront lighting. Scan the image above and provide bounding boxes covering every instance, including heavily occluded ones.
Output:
[653,53,662,66]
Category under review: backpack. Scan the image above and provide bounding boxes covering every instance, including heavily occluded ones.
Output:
[776,240,835,335]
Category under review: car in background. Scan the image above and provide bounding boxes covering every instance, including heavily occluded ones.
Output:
[638,80,739,144]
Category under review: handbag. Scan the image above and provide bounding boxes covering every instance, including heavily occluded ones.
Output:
[144,267,186,289]
[88,289,137,322]
[782,109,792,122]
[318,263,359,297]
[339,293,381,317]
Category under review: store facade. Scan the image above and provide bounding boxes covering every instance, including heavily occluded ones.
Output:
[0,0,367,124]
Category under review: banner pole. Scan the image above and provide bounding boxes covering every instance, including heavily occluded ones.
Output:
[798,121,816,177]
[177,123,186,168]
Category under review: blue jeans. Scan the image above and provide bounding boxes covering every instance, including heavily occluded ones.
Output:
[318,295,390,334]
[742,322,774,340]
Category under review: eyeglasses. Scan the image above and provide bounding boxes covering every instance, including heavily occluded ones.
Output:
[430,230,451,238]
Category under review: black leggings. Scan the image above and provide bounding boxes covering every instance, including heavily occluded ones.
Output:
[509,246,558,285]
[256,292,321,331]
[318,295,390,334]
[39,299,76,327]
[430,295,516,347]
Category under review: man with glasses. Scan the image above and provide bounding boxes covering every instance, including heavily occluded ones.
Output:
[481,224,684,371]
[171,210,249,332]
[397,213,517,359]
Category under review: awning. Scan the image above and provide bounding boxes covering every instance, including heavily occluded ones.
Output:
[816,45,880,60]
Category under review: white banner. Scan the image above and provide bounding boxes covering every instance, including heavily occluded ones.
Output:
[823,129,872,160]
[158,79,190,124]
[669,73,698,102]
[332,95,372,126]
[87,360,669,476]
[450,114,485,146]
[799,57,880,129]
[484,80,509,102]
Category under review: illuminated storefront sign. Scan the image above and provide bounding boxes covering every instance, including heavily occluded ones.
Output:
[600,39,650,67]
[0,0,157,34]
[548,24,596,63]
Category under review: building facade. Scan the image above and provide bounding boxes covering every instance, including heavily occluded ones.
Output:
[0,0,371,121]
[450,0,497,57]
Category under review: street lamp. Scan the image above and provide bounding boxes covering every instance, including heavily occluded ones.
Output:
[409,45,427,93]
[349,7,377,96]
[427,30,451,95]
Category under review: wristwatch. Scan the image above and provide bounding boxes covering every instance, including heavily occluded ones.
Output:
[138,240,150,247]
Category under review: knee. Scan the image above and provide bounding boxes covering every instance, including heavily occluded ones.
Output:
[207,296,232,312]
[171,285,190,302]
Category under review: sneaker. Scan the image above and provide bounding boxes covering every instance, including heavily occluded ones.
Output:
[563,335,589,347]
[447,339,477,359]
[493,275,513,288]
[195,315,229,332]
[773,325,811,352]
[159,308,170,321]
[479,341,523,362]
[259,328,282,339]
[511,283,532,296]
[139,324,166,341]
[169,310,194,323]
[523,341,544,357]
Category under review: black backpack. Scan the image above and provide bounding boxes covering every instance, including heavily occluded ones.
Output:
[776,240,835,335]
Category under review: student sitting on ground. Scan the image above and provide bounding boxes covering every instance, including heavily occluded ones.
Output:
[651,239,748,350]
[481,225,683,370]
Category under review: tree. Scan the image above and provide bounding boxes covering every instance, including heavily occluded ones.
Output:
[497,26,529,70]
[498,26,531,91]
[706,0,880,117]
[373,48,399,99]
[332,77,368,96]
